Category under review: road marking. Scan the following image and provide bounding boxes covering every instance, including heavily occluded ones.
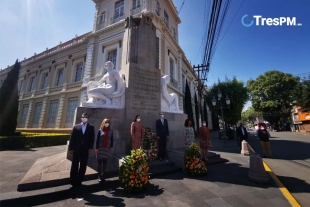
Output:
[263,161,301,207]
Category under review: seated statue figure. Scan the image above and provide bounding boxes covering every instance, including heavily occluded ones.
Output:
[85,61,125,107]
[161,75,181,112]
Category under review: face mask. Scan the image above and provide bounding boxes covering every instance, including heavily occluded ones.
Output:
[160,115,164,118]
[203,123,206,126]
[81,118,88,123]
[105,123,109,127]
[137,119,141,122]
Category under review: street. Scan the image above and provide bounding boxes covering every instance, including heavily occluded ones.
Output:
[247,130,310,206]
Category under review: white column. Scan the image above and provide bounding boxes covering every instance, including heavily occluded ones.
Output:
[55,94,65,128]
[80,90,87,106]
[93,4,100,32]
[156,29,162,70]
[95,45,104,77]
[25,99,34,128]
[82,38,95,87]
[38,97,48,128]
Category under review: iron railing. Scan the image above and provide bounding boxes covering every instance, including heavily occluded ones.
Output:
[169,77,179,89]
[96,21,107,30]
[111,13,124,24]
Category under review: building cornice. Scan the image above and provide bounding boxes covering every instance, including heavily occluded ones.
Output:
[93,20,126,37]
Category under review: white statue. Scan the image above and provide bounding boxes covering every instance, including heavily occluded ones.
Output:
[161,75,182,113]
[82,61,125,108]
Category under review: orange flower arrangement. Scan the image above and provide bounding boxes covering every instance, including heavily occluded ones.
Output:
[184,142,208,175]
[119,149,149,192]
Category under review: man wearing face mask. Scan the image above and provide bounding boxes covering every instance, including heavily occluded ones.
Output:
[69,113,95,187]
[156,112,169,161]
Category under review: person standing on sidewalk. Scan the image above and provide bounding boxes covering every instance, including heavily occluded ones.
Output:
[131,115,144,150]
[236,122,248,149]
[156,112,169,161]
[69,113,95,187]
[199,121,211,161]
[257,124,272,158]
[184,119,195,149]
[95,118,113,183]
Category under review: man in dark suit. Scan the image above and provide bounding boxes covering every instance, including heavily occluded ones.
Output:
[156,112,169,161]
[236,122,248,149]
[69,113,95,187]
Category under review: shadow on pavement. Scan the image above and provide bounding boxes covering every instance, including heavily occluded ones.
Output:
[276,175,310,194]
[0,180,164,206]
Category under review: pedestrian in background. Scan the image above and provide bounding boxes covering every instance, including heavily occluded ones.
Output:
[199,121,211,161]
[69,113,95,187]
[236,122,248,149]
[257,124,272,158]
[184,119,195,149]
[95,118,113,183]
[131,115,144,150]
[156,112,169,161]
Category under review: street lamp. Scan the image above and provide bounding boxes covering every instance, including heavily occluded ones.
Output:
[212,92,230,140]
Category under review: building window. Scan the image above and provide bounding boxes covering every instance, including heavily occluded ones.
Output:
[75,63,83,82]
[164,10,169,27]
[19,81,24,94]
[156,1,160,16]
[108,50,117,69]
[100,12,106,24]
[115,0,124,19]
[32,103,42,128]
[56,69,64,86]
[133,0,140,9]
[46,101,59,128]
[170,57,174,79]
[65,99,78,128]
[20,105,29,128]
[182,75,185,93]
[41,73,48,89]
[173,27,177,39]
[28,77,35,92]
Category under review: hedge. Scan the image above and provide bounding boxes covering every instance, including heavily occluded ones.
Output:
[0,132,70,150]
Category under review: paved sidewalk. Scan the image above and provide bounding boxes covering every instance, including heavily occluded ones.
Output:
[0,134,291,206]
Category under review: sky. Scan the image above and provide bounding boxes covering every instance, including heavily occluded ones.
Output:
[1,0,309,110]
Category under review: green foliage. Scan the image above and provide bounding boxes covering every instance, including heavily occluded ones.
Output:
[247,70,300,123]
[0,133,70,150]
[205,76,249,125]
[119,149,149,192]
[0,60,20,136]
[184,80,194,126]
[293,75,310,112]
[241,107,262,124]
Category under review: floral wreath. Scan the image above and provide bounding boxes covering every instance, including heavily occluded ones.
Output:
[184,142,208,176]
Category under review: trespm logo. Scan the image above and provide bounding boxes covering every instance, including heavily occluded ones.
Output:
[241,15,302,27]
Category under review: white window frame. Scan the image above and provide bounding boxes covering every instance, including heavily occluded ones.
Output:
[107,49,117,69]
[20,104,29,127]
[74,62,83,82]
[156,1,160,16]
[169,57,174,80]
[19,80,24,94]
[46,101,59,128]
[56,68,64,86]
[32,103,42,128]
[65,98,78,128]
[28,76,35,92]
[133,0,141,9]
[41,73,48,89]
[164,10,169,27]
[99,12,106,24]
[114,0,124,19]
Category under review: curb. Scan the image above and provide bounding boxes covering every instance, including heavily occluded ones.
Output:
[262,161,301,207]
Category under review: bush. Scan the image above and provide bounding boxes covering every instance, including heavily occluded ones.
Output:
[0,132,70,150]
[119,149,149,193]
[184,142,208,176]
[142,127,158,161]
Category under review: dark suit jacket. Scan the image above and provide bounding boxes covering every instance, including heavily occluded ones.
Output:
[236,126,248,140]
[69,123,95,152]
[156,119,169,138]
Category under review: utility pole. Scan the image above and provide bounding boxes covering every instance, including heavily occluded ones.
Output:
[193,64,209,129]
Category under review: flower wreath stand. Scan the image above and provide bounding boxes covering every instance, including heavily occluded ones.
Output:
[142,127,158,161]
[184,142,208,176]
[119,149,150,192]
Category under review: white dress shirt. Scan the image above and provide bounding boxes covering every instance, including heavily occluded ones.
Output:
[81,123,87,134]
[241,127,245,135]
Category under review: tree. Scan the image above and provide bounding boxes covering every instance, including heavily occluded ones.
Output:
[0,60,20,136]
[247,70,300,124]
[293,75,310,112]
[241,107,263,124]
[194,92,199,132]
[205,76,249,127]
[184,80,194,128]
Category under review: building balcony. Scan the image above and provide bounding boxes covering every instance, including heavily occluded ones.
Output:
[169,77,179,89]
[131,5,141,16]
[96,21,107,31]
[111,13,124,24]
